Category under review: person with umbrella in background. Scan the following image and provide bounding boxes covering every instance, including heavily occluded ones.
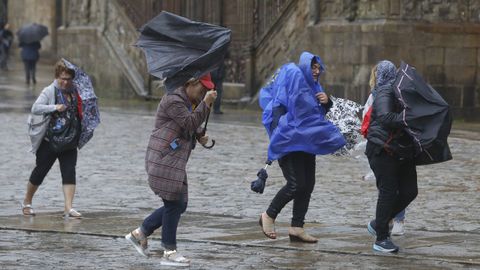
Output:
[124,12,230,266]
[22,59,99,219]
[17,23,48,84]
[255,52,346,243]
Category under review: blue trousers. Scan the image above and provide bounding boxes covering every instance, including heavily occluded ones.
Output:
[140,196,187,250]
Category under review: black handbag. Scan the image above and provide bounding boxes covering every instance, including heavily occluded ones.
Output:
[46,89,80,153]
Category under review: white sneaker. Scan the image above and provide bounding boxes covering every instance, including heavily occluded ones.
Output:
[391,220,405,236]
[125,231,149,257]
[160,250,190,266]
[363,171,375,181]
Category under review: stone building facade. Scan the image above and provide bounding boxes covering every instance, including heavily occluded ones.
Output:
[7,0,480,120]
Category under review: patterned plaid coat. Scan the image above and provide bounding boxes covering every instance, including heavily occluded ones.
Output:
[146,87,210,201]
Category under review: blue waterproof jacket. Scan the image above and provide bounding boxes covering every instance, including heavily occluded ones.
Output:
[259,51,346,161]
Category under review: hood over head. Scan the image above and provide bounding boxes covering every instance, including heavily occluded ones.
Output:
[298,51,325,92]
[375,60,396,88]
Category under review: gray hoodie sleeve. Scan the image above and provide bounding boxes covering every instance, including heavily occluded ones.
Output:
[31,85,57,115]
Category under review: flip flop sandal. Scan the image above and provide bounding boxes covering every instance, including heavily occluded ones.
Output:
[21,202,35,216]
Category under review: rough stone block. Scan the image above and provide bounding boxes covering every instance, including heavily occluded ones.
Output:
[429,33,465,48]
[343,45,362,64]
[425,47,444,66]
[352,64,371,86]
[434,86,463,107]
[463,34,480,47]
[478,48,480,68]
[445,48,477,66]
[360,46,371,64]
[223,83,246,100]
[463,87,476,107]
[316,32,344,46]
[383,32,404,47]
[476,86,480,107]
[444,66,476,85]
[366,45,386,63]
[324,65,353,83]
[423,65,446,84]
[398,46,425,66]
[321,46,343,65]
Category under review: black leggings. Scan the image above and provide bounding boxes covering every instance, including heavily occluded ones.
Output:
[368,150,418,241]
[266,151,316,227]
[29,140,78,186]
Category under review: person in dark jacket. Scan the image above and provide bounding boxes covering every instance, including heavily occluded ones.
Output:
[0,23,13,70]
[19,41,41,84]
[365,60,417,253]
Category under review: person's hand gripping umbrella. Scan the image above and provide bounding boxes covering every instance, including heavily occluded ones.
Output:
[194,74,217,149]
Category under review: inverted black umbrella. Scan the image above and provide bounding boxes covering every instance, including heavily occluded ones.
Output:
[135,11,231,92]
[394,62,452,165]
[17,23,48,44]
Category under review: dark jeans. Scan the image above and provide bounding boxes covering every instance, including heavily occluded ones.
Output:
[140,195,187,250]
[368,149,418,241]
[266,151,316,227]
[0,46,7,69]
[29,140,78,186]
[23,59,37,83]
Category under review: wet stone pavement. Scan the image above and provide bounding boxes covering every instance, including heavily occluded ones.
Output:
[1,60,480,269]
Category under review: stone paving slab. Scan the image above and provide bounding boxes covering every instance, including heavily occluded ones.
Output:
[1,210,479,269]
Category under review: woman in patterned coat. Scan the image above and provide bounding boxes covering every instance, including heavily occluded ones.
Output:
[125,73,217,265]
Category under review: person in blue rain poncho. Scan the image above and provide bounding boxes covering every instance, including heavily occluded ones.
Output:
[258,51,345,242]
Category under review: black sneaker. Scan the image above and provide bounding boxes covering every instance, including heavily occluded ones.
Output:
[373,238,399,253]
[367,219,394,237]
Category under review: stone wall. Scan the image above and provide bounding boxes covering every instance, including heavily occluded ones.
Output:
[8,0,57,57]
[57,0,148,99]
[57,26,135,99]
[252,0,480,120]
[7,0,480,119]
[253,0,310,91]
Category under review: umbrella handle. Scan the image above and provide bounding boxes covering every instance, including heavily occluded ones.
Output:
[201,139,215,149]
